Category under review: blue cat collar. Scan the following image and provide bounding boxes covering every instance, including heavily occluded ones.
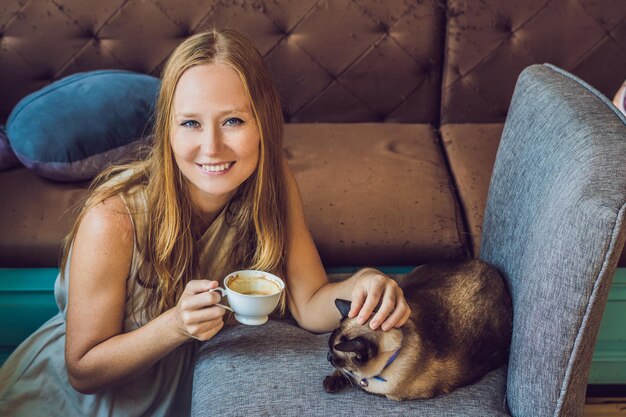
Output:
[359,348,401,387]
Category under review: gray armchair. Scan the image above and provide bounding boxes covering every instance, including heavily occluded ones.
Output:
[480,64,626,416]
[190,64,626,417]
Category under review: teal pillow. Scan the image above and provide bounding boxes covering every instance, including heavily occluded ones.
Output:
[6,70,159,181]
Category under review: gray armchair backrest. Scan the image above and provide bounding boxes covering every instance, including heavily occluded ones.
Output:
[480,64,626,417]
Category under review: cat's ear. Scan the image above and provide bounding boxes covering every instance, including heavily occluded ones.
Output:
[335,299,352,320]
[333,336,377,362]
[333,336,366,353]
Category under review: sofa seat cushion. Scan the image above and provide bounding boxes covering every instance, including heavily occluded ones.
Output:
[284,123,467,266]
[441,124,503,257]
[192,320,510,416]
[0,126,20,171]
[0,123,467,267]
[441,123,626,267]
[0,168,88,267]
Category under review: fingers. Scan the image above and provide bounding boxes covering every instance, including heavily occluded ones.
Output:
[348,288,366,319]
[381,290,411,331]
[177,280,226,341]
[178,304,226,341]
[394,306,412,329]
[357,276,384,325]
[180,304,226,326]
[179,288,222,311]
[349,268,381,318]
[195,321,224,342]
[183,279,218,296]
[349,270,411,331]
[369,282,398,330]
[187,316,225,341]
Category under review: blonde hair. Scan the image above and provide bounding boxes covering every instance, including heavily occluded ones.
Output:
[60,29,287,318]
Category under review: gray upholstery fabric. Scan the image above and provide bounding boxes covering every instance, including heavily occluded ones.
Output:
[192,321,509,417]
[480,64,626,417]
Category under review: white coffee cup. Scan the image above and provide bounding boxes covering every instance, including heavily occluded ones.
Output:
[212,270,285,325]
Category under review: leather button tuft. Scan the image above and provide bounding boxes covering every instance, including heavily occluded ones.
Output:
[494,15,512,33]
[180,28,193,38]
[83,28,95,38]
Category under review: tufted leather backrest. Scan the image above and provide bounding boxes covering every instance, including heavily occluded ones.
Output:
[442,0,626,124]
[0,0,444,124]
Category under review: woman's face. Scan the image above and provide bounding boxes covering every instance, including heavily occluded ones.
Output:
[171,62,260,214]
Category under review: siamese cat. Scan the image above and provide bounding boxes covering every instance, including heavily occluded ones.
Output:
[323,259,512,401]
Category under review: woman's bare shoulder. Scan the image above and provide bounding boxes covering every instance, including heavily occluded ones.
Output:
[77,194,135,254]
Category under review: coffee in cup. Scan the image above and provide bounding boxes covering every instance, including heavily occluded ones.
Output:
[227,273,281,296]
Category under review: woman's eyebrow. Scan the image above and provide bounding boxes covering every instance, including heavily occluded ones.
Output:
[175,112,201,118]
[216,108,252,117]
[174,108,251,119]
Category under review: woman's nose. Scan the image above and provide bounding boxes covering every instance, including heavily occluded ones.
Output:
[200,126,223,155]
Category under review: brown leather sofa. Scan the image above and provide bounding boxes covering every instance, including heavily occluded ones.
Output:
[1,0,625,269]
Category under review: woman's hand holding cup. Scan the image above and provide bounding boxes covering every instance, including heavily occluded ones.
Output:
[172,270,284,342]
[174,280,226,341]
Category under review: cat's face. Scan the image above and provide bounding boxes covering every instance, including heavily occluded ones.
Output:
[327,299,403,379]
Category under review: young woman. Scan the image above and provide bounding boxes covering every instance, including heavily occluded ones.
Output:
[0,29,410,416]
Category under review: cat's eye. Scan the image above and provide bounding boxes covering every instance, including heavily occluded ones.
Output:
[340,336,347,343]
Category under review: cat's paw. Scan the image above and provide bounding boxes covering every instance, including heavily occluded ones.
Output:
[323,372,348,393]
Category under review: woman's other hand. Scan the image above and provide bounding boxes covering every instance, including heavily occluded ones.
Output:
[348,269,411,331]
[174,280,226,341]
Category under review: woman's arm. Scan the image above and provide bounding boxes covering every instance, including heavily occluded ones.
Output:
[282,162,411,334]
[65,196,225,394]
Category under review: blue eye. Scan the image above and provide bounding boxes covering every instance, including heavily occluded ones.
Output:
[224,117,244,127]
[181,120,199,128]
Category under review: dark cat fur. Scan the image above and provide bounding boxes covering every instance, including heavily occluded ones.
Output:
[323,259,513,401]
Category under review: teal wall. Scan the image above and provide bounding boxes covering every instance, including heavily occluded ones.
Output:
[0,268,59,363]
[588,268,626,384]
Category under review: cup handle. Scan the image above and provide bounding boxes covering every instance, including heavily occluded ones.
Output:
[210,287,233,312]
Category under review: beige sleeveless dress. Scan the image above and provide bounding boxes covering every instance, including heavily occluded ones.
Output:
[0,184,239,417]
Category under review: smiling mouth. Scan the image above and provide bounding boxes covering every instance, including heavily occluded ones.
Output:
[197,162,234,173]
